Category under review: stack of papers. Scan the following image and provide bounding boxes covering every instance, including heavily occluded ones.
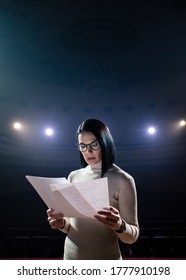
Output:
[26,176,109,218]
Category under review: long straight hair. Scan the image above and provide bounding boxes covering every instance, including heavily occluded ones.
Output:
[77,119,116,177]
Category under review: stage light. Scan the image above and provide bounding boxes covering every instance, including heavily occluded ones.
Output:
[179,120,186,127]
[45,127,54,136]
[13,122,22,130]
[147,126,156,135]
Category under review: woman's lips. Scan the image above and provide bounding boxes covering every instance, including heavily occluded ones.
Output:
[87,157,96,160]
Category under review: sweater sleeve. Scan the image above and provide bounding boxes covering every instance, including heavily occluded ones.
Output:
[116,175,140,244]
[59,217,71,234]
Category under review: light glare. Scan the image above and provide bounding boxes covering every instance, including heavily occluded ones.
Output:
[13,122,22,130]
[45,128,54,136]
[179,120,186,127]
[147,126,156,135]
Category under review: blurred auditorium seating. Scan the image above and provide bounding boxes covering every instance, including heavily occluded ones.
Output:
[119,214,186,259]
[0,214,186,259]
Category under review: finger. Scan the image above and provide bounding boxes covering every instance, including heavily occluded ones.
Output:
[97,209,112,216]
[48,218,56,226]
[95,211,120,224]
[103,206,119,214]
[94,215,117,227]
[96,210,119,222]
[94,215,108,224]
[51,213,64,219]
[50,222,58,229]
[47,217,55,223]
[46,208,54,217]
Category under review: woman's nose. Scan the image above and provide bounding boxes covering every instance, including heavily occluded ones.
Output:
[87,146,93,153]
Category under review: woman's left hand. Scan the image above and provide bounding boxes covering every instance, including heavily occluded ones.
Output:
[94,206,122,231]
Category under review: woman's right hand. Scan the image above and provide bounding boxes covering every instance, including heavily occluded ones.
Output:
[47,208,65,230]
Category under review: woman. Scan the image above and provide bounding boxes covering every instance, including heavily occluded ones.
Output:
[47,119,139,259]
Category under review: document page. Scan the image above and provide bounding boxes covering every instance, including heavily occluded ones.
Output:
[26,176,109,218]
[26,176,68,213]
[51,177,109,218]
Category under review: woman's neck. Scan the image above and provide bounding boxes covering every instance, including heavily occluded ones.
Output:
[89,160,102,170]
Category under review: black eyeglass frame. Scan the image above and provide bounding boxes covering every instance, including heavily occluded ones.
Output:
[76,140,101,152]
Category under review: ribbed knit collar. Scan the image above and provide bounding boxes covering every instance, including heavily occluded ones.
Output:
[87,160,102,171]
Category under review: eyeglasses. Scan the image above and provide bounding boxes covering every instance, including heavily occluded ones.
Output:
[77,140,100,152]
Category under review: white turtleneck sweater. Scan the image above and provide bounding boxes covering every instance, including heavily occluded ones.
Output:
[60,162,139,260]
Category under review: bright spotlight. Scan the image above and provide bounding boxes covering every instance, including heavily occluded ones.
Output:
[147,126,156,135]
[13,122,22,130]
[179,120,186,127]
[45,128,54,136]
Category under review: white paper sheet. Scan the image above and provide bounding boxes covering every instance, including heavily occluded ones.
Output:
[26,176,68,213]
[51,177,109,218]
[26,175,109,218]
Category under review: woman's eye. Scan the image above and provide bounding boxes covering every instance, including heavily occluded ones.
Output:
[80,145,86,149]
[91,142,99,148]
[92,143,98,147]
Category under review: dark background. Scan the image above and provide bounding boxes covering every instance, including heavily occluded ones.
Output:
[0,0,186,258]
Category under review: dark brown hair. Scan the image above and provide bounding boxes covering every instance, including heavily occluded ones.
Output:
[77,119,116,177]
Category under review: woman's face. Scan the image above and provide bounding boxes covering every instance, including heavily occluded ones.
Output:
[78,132,102,165]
